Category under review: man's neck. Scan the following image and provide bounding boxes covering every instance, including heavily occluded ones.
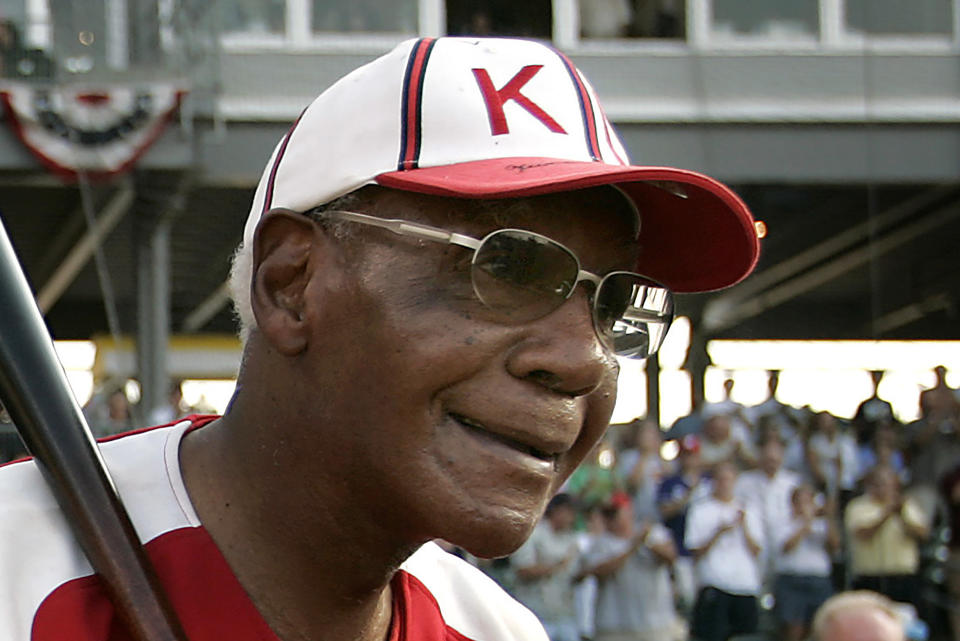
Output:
[179,410,407,641]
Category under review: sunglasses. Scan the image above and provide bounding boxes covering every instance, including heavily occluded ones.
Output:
[313,209,674,359]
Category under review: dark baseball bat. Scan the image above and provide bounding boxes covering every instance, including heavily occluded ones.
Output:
[0,219,187,641]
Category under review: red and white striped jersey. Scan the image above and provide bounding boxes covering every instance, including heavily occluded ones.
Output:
[0,417,548,641]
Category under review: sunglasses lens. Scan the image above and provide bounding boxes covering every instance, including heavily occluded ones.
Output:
[471,230,579,322]
[596,272,674,358]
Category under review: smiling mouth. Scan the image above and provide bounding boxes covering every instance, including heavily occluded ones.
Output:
[450,413,558,465]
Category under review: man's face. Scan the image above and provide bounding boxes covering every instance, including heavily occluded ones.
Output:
[867,468,898,503]
[713,462,737,500]
[679,447,700,472]
[547,504,576,532]
[704,415,731,443]
[289,186,637,558]
[760,440,784,475]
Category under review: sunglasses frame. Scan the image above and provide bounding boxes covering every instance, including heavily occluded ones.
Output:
[312,209,674,358]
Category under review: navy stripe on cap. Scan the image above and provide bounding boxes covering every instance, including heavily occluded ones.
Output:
[398,38,437,171]
[553,49,601,161]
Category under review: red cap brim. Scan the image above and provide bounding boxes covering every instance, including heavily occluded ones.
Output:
[377,157,759,293]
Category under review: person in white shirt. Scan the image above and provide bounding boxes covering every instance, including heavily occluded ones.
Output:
[735,432,801,573]
[807,411,857,501]
[581,492,679,641]
[698,413,757,471]
[773,484,840,641]
[511,493,583,641]
[685,461,764,641]
[616,419,672,522]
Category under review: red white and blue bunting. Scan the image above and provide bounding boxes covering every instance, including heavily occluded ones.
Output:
[0,82,186,180]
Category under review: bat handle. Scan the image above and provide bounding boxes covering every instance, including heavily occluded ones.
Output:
[0,220,187,641]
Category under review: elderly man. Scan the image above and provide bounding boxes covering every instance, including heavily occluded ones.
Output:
[811,591,906,641]
[0,37,758,640]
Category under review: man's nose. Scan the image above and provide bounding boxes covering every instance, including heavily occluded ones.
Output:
[504,289,615,397]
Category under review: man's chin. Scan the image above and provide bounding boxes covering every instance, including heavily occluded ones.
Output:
[443,506,544,560]
[456,528,536,560]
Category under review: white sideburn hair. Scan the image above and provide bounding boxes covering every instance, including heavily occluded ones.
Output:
[229,193,360,345]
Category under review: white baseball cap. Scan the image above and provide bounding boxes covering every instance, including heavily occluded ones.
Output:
[245,37,760,292]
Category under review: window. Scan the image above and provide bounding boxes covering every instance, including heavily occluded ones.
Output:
[844,0,952,36]
[580,0,685,39]
[312,0,418,33]
[446,0,551,38]
[711,0,819,40]
[218,0,285,35]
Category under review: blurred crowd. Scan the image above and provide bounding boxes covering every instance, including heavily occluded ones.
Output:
[451,366,960,641]
[0,359,956,640]
[0,378,211,463]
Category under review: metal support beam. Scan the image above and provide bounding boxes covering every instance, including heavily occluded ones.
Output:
[645,354,661,426]
[136,213,171,420]
[134,173,192,419]
[685,327,710,411]
[37,186,134,314]
[704,191,960,333]
[34,205,87,287]
[865,292,953,335]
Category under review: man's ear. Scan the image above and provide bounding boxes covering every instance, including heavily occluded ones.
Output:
[250,209,322,355]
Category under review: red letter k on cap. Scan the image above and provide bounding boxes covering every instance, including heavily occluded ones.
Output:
[472,65,567,136]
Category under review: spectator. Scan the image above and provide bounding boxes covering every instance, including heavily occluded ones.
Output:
[811,591,906,641]
[853,370,896,448]
[735,431,801,573]
[574,503,607,641]
[657,434,711,612]
[617,419,672,522]
[783,411,813,476]
[919,365,960,427]
[83,387,135,438]
[845,465,929,611]
[582,492,679,641]
[746,369,799,440]
[941,463,960,641]
[148,379,190,425]
[807,411,857,503]
[511,493,583,641]
[704,377,753,436]
[856,423,908,486]
[565,440,621,509]
[772,484,840,641]
[905,368,960,522]
[698,411,757,471]
[685,461,764,641]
